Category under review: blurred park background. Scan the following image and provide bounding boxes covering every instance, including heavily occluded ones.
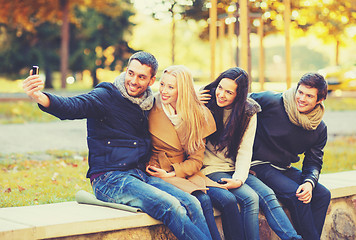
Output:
[0,0,356,91]
[1,0,356,207]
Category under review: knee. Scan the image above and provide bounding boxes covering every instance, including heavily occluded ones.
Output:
[153,195,187,219]
[260,190,280,207]
[215,193,238,210]
[242,191,259,209]
[318,187,331,204]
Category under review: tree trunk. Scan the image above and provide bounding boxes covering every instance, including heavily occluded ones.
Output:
[235,20,240,67]
[60,0,69,89]
[171,12,175,65]
[92,69,98,88]
[335,39,339,66]
[44,67,54,89]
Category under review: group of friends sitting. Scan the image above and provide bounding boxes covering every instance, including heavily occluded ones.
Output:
[23,51,331,240]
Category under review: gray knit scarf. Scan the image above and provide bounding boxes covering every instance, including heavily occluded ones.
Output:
[282,87,324,130]
[113,72,154,111]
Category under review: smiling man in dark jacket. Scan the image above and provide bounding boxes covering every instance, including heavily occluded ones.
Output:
[250,73,331,240]
[23,51,212,240]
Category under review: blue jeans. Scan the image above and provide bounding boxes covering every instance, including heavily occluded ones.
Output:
[206,186,244,240]
[92,169,212,240]
[208,172,302,240]
[251,165,331,240]
[193,191,222,240]
[246,173,302,240]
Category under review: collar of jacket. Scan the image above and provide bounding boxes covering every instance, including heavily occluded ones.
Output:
[148,95,182,150]
[148,95,216,151]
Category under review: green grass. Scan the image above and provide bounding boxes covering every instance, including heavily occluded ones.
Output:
[323,97,356,111]
[322,136,356,172]
[0,150,92,208]
[0,101,57,124]
[0,78,23,92]
[292,136,356,173]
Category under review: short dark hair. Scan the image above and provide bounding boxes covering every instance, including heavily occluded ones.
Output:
[128,51,158,78]
[297,72,328,101]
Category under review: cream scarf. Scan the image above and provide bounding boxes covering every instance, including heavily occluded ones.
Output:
[113,72,154,111]
[161,101,182,126]
[282,87,324,130]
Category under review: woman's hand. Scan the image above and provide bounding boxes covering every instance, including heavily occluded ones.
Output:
[218,178,243,190]
[197,89,212,104]
[146,165,175,178]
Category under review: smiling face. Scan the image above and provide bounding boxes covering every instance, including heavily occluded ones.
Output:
[159,73,178,110]
[124,60,156,97]
[215,78,238,109]
[295,84,323,113]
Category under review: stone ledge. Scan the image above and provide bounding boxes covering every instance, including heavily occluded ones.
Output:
[0,202,162,240]
[1,170,355,240]
[319,170,356,198]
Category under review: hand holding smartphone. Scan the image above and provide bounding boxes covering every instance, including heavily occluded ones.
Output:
[29,65,42,99]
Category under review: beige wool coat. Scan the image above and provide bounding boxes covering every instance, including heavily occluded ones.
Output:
[148,96,223,194]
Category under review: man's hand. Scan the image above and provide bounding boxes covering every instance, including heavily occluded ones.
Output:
[146,165,175,178]
[197,89,212,104]
[296,182,313,204]
[218,178,242,190]
[22,71,50,107]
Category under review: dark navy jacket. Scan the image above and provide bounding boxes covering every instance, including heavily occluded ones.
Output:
[250,91,327,187]
[39,82,151,178]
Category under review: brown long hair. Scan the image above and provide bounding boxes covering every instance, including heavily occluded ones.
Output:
[203,67,250,161]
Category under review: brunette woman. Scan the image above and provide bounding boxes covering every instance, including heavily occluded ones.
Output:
[199,67,302,240]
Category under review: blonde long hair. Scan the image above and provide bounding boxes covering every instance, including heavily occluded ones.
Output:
[162,65,210,154]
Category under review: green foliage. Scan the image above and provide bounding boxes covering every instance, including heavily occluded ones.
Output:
[70,4,135,74]
[0,22,61,80]
[0,0,135,87]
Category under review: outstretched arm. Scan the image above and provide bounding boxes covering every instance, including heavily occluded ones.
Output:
[22,70,50,107]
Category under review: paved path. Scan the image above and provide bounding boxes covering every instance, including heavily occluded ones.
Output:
[0,111,355,155]
[323,111,356,137]
[0,120,87,155]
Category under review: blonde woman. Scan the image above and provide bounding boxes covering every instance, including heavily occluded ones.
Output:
[146,65,244,240]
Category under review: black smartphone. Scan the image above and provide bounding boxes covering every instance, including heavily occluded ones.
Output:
[31,66,39,75]
[218,180,227,184]
[148,167,157,172]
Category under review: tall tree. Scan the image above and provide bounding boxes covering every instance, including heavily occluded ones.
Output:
[294,0,356,65]
[134,0,194,64]
[0,22,60,88]
[0,0,134,88]
[70,3,135,87]
[182,0,356,67]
